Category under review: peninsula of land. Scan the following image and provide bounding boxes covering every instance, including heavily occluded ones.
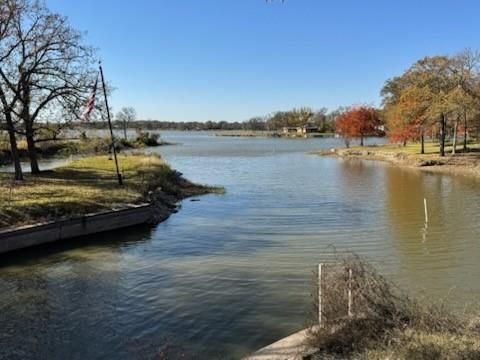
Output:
[0,153,223,230]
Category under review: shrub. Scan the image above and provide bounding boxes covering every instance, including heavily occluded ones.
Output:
[135,131,160,147]
[308,254,480,359]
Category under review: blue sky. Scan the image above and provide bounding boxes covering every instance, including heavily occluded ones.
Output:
[47,0,479,122]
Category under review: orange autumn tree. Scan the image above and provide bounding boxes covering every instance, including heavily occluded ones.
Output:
[336,106,382,147]
[384,84,431,151]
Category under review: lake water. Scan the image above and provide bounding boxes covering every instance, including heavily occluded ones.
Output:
[1,132,480,359]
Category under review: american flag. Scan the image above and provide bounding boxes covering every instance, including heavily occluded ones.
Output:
[81,75,98,121]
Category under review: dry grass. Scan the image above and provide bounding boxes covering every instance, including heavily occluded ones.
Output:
[353,142,441,155]
[0,153,221,229]
[308,254,480,359]
[361,330,480,360]
[349,141,480,156]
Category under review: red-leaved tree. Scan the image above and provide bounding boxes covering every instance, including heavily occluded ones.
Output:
[336,106,382,147]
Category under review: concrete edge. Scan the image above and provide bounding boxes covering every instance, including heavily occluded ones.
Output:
[0,203,156,254]
[0,203,151,235]
[242,327,317,360]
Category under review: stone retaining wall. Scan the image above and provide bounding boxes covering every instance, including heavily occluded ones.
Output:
[0,204,153,254]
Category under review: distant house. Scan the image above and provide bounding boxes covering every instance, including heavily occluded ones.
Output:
[282,127,298,134]
[300,125,319,134]
[282,125,319,135]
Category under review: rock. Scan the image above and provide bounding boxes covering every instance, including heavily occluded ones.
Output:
[419,160,445,167]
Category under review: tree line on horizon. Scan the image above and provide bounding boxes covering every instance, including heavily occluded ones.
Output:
[79,107,340,133]
[88,49,480,157]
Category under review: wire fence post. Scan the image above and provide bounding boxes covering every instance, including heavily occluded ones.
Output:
[318,263,323,327]
[348,268,353,317]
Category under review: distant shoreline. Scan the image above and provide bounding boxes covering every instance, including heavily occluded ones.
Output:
[313,143,480,179]
[215,130,335,138]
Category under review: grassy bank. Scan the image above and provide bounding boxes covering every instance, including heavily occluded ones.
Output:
[315,142,480,178]
[309,256,480,360]
[0,153,222,229]
[0,132,171,166]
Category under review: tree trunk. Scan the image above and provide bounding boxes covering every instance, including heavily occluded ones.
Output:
[439,113,446,157]
[452,117,459,155]
[25,122,40,174]
[420,132,425,154]
[463,108,468,152]
[123,120,127,140]
[360,134,364,146]
[21,84,40,174]
[0,87,23,180]
[5,115,23,180]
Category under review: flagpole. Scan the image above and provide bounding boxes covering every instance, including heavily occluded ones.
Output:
[99,62,123,186]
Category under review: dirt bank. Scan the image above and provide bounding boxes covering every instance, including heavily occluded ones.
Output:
[315,145,480,179]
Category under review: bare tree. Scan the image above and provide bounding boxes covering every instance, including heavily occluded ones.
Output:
[0,0,23,180]
[0,0,96,174]
[116,107,136,140]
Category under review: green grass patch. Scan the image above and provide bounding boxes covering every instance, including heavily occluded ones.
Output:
[353,142,480,155]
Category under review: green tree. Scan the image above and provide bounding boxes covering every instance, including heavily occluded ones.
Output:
[451,49,480,152]
[382,54,476,156]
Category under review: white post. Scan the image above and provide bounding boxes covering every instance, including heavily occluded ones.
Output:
[424,198,429,223]
[318,264,322,327]
[347,268,353,317]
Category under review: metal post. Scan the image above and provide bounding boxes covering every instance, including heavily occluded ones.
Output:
[347,268,353,317]
[318,264,322,327]
[99,63,123,186]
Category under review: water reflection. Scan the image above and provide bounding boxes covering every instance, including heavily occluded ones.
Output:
[383,166,480,301]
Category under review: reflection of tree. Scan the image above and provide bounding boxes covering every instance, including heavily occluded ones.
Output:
[331,160,390,232]
[385,167,425,242]
[384,167,471,254]
[383,166,479,302]
[337,160,378,197]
